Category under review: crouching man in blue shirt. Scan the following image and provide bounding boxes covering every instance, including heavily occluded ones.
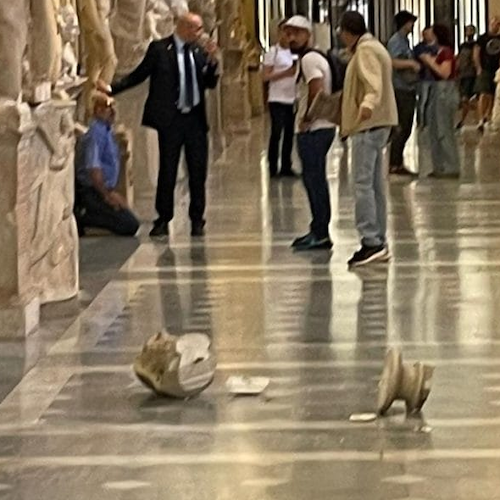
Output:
[75,94,140,236]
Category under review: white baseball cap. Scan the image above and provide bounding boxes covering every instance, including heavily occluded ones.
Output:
[284,15,313,33]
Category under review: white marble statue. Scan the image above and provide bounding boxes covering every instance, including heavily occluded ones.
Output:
[145,0,174,40]
[29,0,63,101]
[58,4,80,84]
[77,0,118,114]
[169,0,189,16]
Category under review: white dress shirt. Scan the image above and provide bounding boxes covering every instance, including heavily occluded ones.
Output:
[174,34,201,112]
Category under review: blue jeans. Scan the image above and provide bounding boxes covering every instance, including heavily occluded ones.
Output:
[297,128,335,239]
[351,127,392,248]
[417,81,433,127]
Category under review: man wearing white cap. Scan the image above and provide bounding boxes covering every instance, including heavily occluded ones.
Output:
[284,15,336,251]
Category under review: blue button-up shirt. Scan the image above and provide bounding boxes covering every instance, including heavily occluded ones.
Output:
[174,34,200,111]
[75,119,120,190]
[387,31,416,91]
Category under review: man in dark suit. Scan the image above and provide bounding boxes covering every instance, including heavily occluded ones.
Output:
[98,13,219,237]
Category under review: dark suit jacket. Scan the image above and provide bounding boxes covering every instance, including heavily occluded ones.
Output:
[111,36,219,132]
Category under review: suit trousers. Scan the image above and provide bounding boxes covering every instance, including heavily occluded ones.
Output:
[156,109,208,224]
[268,102,295,175]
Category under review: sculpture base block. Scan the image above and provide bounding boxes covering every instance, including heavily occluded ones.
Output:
[0,298,40,339]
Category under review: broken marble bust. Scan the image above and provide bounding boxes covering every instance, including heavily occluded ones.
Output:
[134,331,216,398]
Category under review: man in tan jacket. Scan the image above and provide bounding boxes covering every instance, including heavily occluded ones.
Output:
[339,11,398,267]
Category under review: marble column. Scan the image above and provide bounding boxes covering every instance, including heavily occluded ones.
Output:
[490,0,500,17]
[490,1,500,130]
[0,0,28,101]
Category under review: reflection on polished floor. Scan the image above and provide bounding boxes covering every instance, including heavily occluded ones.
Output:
[3,121,500,499]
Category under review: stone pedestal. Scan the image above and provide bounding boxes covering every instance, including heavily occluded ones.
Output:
[206,83,226,161]
[221,77,252,138]
[248,68,264,117]
[221,46,252,138]
[0,298,40,339]
[114,84,159,200]
[0,100,79,338]
[492,70,500,132]
[115,124,135,207]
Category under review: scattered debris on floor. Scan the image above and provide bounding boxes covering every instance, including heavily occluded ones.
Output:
[415,424,433,433]
[133,331,216,398]
[349,413,377,423]
[226,376,270,395]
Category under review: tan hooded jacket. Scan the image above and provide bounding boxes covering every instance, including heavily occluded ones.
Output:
[341,33,398,137]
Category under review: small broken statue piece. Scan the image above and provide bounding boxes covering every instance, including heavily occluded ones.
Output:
[133,331,216,398]
[377,348,434,415]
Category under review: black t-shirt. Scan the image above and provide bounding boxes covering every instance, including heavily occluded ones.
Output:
[477,33,500,73]
[458,41,477,78]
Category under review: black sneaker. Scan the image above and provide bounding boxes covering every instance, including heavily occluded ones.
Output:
[149,220,169,238]
[292,232,333,251]
[348,245,389,267]
[191,221,206,237]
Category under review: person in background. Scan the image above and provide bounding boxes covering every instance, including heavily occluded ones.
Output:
[456,25,477,129]
[284,15,336,251]
[75,94,140,236]
[419,24,460,178]
[262,19,298,178]
[339,11,398,267]
[413,26,438,127]
[387,10,421,176]
[474,17,500,133]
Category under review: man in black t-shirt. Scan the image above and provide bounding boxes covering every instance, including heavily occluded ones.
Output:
[474,17,500,132]
[456,25,477,129]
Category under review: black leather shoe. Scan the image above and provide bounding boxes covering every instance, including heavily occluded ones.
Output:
[149,220,169,238]
[292,232,333,251]
[191,222,205,237]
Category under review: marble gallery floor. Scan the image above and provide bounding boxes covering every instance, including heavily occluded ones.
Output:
[2,120,500,499]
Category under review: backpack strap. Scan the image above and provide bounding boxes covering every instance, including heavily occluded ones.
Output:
[297,48,338,93]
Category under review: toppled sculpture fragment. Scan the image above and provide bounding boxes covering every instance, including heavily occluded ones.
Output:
[134,331,216,398]
[377,348,434,415]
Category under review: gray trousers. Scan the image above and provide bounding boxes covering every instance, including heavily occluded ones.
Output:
[352,127,392,248]
[427,81,460,175]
